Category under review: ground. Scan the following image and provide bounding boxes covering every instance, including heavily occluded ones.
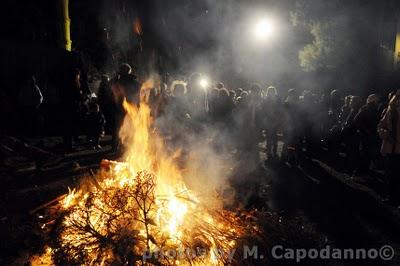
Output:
[0,136,399,265]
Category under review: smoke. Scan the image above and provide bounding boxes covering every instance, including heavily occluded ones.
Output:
[147,0,300,88]
[105,0,398,207]
[87,0,399,93]
[152,93,237,201]
[290,0,396,93]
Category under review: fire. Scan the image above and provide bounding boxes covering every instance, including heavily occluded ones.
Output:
[33,83,259,265]
[133,17,143,36]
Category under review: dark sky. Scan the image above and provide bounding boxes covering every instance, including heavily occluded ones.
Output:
[1,0,400,90]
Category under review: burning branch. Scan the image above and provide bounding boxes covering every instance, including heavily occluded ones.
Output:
[32,99,263,265]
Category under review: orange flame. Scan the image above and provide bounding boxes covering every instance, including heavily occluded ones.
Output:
[32,79,254,265]
[133,17,143,35]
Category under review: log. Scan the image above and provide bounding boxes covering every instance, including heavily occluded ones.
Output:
[29,194,66,215]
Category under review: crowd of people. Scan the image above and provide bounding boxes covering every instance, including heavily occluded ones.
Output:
[2,62,399,204]
[95,64,400,204]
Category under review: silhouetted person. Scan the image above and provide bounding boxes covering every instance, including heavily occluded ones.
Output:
[17,75,43,133]
[283,88,300,164]
[186,72,208,119]
[208,86,220,121]
[243,84,264,162]
[299,90,320,154]
[110,63,141,151]
[161,81,193,150]
[215,86,234,124]
[341,96,363,170]
[339,95,352,126]
[329,89,342,121]
[379,91,396,119]
[114,63,141,105]
[353,94,380,176]
[97,75,114,134]
[169,81,191,121]
[62,68,87,150]
[86,102,105,149]
[378,91,400,204]
[263,86,280,158]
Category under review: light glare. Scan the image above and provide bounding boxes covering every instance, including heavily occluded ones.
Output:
[254,18,274,40]
[199,78,208,89]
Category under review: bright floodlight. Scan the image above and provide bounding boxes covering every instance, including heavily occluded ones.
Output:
[199,78,208,89]
[254,18,274,40]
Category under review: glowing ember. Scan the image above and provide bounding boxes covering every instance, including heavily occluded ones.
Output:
[33,89,259,265]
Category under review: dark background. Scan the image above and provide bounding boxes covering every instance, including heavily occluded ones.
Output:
[1,0,400,103]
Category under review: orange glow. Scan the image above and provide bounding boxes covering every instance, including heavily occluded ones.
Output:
[33,80,256,265]
[133,17,143,36]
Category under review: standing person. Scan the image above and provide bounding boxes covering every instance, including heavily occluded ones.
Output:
[113,63,141,105]
[283,88,300,165]
[110,63,141,151]
[378,90,400,205]
[161,81,192,150]
[97,75,114,134]
[341,96,363,170]
[263,86,280,159]
[207,86,220,122]
[186,72,208,120]
[215,84,234,124]
[329,89,342,122]
[353,94,380,176]
[339,95,352,126]
[17,75,43,133]
[326,90,343,154]
[61,68,86,151]
[246,83,264,162]
[85,101,106,149]
[299,90,319,154]
[232,90,249,152]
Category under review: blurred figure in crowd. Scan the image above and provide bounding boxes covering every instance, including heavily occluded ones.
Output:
[215,83,234,124]
[187,72,208,119]
[283,88,300,165]
[113,63,141,105]
[353,94,380,176]
[339,95,352,126]
[86,101,105,149]
[61,68,88,150]
[17,75,43,133]
[97,75,114,134]
[378,90,400,204]
[110,63,141,151]
[263,86,280,159]
[341,96,363,169]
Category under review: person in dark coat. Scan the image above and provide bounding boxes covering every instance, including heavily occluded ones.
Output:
[86,101,106,149]
[17,75,43,133]
[215,85,235,124]
[263,86,280,158]
[378,91,400,204]
[61,68,87,150]
[341,96,363,168]
[353,94,380,175]
[339,95,352,126]
[97,75,114,134]
[109,63,141,151]
[283,88,301,164]
[112,63,141,105]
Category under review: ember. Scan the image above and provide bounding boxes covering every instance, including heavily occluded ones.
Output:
[32,96,260,265]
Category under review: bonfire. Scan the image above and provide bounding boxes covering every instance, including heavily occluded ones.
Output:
[31,93,261,265]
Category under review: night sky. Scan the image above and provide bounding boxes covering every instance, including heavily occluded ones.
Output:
[1,0,400,92]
